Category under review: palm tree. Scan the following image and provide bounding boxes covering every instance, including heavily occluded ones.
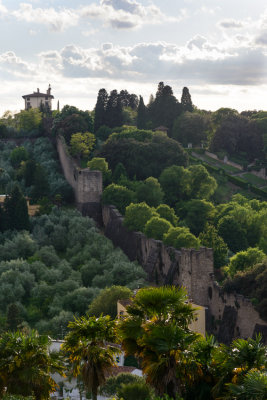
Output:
[227,369,267,400]
[0,330,63,400]
[212,335,267,399]
[119,286,199,398]
[62,315,120,400]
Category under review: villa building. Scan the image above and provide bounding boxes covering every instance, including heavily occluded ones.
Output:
[22,85,54,110]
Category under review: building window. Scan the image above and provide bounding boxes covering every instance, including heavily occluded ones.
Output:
[45,96,48,100]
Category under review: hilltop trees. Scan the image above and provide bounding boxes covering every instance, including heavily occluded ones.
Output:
[99,129,188,180]
[181,86,194,112]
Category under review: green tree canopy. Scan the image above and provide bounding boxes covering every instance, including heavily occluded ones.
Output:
[102,184,135,214]
[199,225,228,268]
[100,131,188,180]
[136,177,164,207]
[156,204,178,226]
[16,109,42,132]
[70,132,96,160]
[124,202,158,232]
[228,247,266,277]
[183,199,215,236]
[88,285,132,319]
[144,216,172,240]
[163,227,200,250]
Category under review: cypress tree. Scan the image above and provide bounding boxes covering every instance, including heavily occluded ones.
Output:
[105,90,123,129]
[137,96,147,129]
[94,88,108,132]
[181,87,193,112]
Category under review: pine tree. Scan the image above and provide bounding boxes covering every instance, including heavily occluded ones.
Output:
[94,88,108,132]
[181,87,193,112]
[137,96,147,129]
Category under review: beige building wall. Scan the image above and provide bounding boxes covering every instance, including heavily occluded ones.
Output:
[117,300,205,336]
[188,303,206,336]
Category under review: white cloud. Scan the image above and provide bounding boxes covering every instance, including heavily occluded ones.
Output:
[218,19,244,29]
[80,0,180,29]
[0,51,35,77]
[0,0,7,16]
[12,3,79,32]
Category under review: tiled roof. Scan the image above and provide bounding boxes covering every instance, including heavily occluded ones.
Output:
[106,366,136,378]
[118,299,132,307]
[22,93,54,99]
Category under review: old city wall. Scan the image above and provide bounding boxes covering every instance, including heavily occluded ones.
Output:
[102,205,267,344]
[55,139,267,344]
[56,136,102,223]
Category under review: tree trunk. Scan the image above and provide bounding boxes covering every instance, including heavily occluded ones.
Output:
[92,387,98,400]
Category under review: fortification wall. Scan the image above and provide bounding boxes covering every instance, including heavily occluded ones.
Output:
[56,136,102,223]
[102,204,267,344]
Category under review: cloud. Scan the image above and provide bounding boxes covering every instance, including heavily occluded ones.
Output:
[218,19,244,29]
[0,51,35,78]
[80,0,179,29]
[37,38,265,86]
[0,0,7,16]
[12,3,79,31]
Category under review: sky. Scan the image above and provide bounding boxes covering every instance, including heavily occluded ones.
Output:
[1,0,267,115]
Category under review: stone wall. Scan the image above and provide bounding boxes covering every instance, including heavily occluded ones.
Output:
[56,136,102,223]
[102,204,267,344]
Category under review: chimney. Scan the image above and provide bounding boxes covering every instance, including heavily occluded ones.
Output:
[47,84,51,95]
[37,88,40,93]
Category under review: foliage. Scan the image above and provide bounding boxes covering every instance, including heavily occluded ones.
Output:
[124,202,158,232]
[172,111,211,146]
[2,186,30,231]
[16,109,42,132]
[119,286,198,398]
[70,132,96,159]
[199,225,228,268]
[156,204,178,226]
[117,381,154,400]
[102,184,135,214]
[100,130,188,180]
[182,199,215,236]
[10,147,29,168]
[0,208,146,336]
[62,315,119,400]
[159,165,216,207]
[136,177,164,207]
[163,227,200,250]
[223,260,267,320]
[88,285,132,319]
[228,247,266,277]
[100,373,146,397]
[0,330,63,399]
[87,157,111,185]
[218,215,248,253]
[144,217,172,240]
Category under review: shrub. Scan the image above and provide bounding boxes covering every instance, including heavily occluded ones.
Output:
[144,217,172,240]
[102,184,135,214]
[124,202,158,232]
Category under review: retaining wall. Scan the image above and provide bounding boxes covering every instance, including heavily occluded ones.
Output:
[103,204,267,344]
[56,136,102,223]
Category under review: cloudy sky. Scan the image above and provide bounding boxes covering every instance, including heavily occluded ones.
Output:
[1,0,267,115]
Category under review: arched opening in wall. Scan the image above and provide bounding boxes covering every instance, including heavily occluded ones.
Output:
[208,286,212,300]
